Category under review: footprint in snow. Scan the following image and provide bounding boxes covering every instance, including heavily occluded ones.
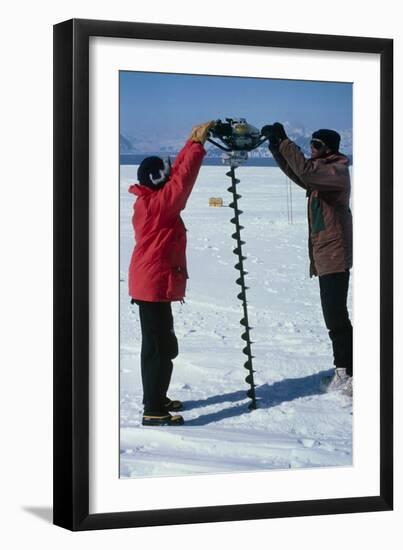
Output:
[298,438,317,449]
[120,448,135,455]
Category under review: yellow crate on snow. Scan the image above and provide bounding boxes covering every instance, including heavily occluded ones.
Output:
[209,197,224,207]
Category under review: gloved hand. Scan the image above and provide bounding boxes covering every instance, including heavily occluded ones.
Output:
[189,121,216,144]
[261,122,288,149]
[272,122,287,141]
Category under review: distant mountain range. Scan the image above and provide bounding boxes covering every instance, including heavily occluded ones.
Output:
[120,124,352,165]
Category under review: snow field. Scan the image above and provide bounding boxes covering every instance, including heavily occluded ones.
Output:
[119,165,353,478]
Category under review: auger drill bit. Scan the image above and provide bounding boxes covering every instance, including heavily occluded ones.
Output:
[226,166,257,410]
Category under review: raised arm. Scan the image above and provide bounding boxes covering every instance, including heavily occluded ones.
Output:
[156,121,214,222]
[158,140,206,219]
[279,139,349,192]
[269,144,308,190]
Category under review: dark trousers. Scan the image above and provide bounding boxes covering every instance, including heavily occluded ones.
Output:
[319,271,353,376]
[137,301,178,415]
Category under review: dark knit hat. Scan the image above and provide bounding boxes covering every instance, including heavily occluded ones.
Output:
[137,156,171,189]
[311,129,341,153]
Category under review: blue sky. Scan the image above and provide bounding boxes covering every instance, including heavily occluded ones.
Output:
[120,71,352,150]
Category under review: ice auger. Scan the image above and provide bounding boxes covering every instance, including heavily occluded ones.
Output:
[207,118,270,410]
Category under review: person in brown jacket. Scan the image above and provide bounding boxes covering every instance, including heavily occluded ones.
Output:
[263,123,353,395]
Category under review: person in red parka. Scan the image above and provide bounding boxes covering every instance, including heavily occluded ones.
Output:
[128,121,214,426]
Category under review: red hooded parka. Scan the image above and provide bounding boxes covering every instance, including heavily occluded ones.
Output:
[128,140,206,302]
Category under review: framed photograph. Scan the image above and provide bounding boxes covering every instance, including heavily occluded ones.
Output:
[53,18,393,530]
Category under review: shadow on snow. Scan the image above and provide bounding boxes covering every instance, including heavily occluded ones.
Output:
[184,370,332,426]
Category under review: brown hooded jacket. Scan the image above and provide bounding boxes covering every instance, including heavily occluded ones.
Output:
[271,138,352,277]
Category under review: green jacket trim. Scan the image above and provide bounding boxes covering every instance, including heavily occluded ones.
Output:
[311,196,325,234]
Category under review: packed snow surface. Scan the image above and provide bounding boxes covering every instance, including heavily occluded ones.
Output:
[120,165,353,478]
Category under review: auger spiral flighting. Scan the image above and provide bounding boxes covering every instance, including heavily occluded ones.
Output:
[207,119,270,410]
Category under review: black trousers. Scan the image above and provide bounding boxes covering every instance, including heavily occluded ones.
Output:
[136,301,179,415]
[319,271,353,376]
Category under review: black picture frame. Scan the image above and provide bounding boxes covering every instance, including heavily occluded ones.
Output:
[53,18,393,531]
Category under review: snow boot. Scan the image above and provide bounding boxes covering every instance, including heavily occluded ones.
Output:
[320,368,352,395]
[142,413,184,426]
[165,398,183,412]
